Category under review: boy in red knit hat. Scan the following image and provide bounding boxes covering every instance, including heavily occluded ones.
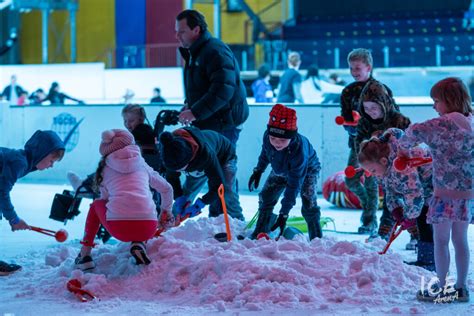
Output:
[248,104,322,240]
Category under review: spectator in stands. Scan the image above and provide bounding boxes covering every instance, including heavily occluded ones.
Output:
[29,89,47,105]
[175,9,249,144]
[301,64,343,104]
[46,82,84,105]
[277,51,304,104]
[1,75,26,105]
[150,87,166,103]
[251,64,273,103]
[121,89,135,104]
[329,73,346,86]
[17,91,29,106]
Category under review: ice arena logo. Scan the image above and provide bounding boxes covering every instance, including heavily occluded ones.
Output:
[420,275,458,303]
[51,113,84,152]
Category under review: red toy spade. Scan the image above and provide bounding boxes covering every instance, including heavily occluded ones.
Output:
[29,226,68,243]
[393,156,432,172]
[67,279,98,302]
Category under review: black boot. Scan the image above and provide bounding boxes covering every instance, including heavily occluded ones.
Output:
[405,241,435,271]
[251,210,275,239]
[304,207,322,240]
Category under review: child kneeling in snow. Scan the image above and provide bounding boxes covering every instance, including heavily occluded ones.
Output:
[249,104,322,240]
[75,129,173,270]
[358,128,435,271]
[1,130,65,276]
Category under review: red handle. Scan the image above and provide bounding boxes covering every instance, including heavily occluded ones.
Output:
[30,225,55,236]
[378,221,404,255]
[335,111,360,126]
[393,156,432,172]
[29,226,68,242]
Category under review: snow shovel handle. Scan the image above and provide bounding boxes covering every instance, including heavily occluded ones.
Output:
[378,220,404,255]
[30,225,56,237]
[218,184,232,241]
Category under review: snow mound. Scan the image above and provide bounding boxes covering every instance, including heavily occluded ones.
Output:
[6,216,434,313]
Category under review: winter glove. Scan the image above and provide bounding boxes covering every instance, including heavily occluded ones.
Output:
[400,218,416,230]
[10,218,30,231]
[181,198,205,219]
[270,213,288,236]
[159,210,176,229]
[392,207,416,230]
[173,196,191,214]
[343,126,357,137]
[248,168,263,192]
[391,207,404,222]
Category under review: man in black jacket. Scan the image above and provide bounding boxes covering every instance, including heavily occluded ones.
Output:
[175,9,248,144]
[174,10,248,214]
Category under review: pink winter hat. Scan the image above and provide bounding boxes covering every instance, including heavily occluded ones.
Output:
[99,129,135,156]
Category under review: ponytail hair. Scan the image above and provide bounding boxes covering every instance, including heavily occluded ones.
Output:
[358,135,391,164]
[93,156,107,191]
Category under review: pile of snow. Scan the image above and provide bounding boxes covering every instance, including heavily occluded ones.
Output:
[3,216,436,314]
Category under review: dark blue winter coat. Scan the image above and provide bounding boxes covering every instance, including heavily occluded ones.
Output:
[0,130,65,222]
[179,31,249,132]
[255,131,321,215]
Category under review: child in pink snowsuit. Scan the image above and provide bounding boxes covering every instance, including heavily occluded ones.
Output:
[75,129,173,270]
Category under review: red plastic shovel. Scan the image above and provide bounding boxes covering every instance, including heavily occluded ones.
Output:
[393,156,432,172]
[29,225,68,243]
[378,220,404,255]
[66,279,97,302]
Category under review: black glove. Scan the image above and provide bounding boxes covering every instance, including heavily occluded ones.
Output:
[248,168,263,192]
[270,213,288,236]
[391,207,404,222]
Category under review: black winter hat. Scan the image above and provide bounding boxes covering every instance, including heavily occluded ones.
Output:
[159,131,193,170]
[132,123,155,146]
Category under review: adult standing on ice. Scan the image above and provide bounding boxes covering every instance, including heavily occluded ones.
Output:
[174,9,248,213]
[175,9,248,143]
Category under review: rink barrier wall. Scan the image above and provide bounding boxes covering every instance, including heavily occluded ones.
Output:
[0,102,437,192]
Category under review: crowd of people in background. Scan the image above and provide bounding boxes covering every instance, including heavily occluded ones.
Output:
[0,75,167,107]
[1,8,473,306]
[0,75,84,106]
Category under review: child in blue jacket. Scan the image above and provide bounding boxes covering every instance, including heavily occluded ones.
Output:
[0,130,65,275]
[249,104,322,240]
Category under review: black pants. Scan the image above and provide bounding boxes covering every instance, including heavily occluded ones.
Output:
[417,204,433,242]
